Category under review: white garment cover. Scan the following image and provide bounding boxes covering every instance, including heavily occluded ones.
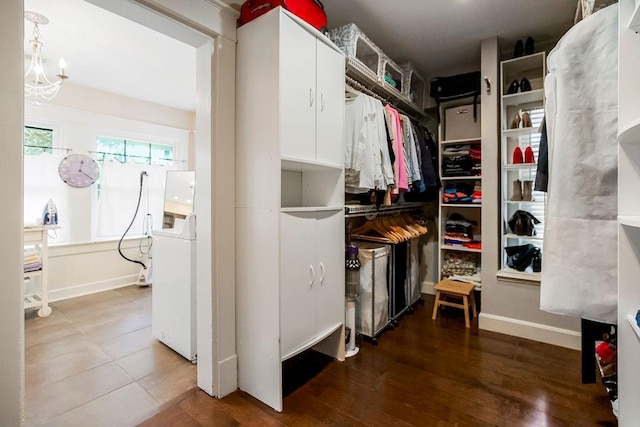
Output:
[541,5,618,324]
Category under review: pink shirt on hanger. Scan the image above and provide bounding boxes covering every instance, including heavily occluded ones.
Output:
[384,104,408,193]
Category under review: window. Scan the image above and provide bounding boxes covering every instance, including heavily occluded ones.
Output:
[96,136,173,165]
[24,126,53,154]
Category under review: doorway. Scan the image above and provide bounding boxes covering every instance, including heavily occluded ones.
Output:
[25,2,220,424]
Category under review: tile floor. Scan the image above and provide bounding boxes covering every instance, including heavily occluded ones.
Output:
[24,285,196,427]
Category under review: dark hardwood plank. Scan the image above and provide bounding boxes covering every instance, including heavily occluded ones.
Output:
[138,296,618,426]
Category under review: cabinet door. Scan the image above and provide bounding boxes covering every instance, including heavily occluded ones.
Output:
[280,212,317,357]
[315,41,345,167]
[279,14,316,163]
[315,210,345,334]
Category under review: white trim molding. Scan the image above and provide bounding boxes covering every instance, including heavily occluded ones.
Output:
[478,313,581,350]
[46,274,139,303]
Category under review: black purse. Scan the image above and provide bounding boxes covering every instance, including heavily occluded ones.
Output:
[430,71,481,123]
[505,244,538,271]
[507,210,540,236]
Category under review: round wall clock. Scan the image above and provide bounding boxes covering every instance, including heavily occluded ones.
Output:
[58,153,100,188]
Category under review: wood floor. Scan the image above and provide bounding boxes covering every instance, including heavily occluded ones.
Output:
[140,295,618,427]
[24,285,196,427]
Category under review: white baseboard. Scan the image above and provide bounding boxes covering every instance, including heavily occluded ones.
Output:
[48,274,139,302]
[216,354,238,398]
[478,313,581,350]
[421,280,435,295]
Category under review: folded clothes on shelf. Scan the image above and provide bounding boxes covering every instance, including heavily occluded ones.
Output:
[442,182,475,204]
[441,251,479,277]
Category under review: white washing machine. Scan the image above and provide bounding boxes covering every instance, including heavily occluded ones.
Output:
[152,213,197,362]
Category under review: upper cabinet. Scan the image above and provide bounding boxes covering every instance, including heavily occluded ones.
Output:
[279,14,344,167]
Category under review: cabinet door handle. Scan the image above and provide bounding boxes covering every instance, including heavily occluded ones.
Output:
[320,93,325,111]
[309,264,315,288]
[319,262,325,285]
[309,88,314,107]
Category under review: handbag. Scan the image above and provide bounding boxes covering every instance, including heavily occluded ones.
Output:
[505,244,538,271]
[507,210,540,236]
[429,71,481,123]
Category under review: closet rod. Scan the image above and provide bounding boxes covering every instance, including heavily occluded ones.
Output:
[23,145,71,153]
[345,75,417,120]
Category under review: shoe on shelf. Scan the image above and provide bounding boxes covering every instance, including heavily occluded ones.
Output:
[513,146,524,164]
[510,114,521,129]
[507,79,520,95]
[522,180,533,201]
[524,37,535,55]
[513,39,524,58]
[524,146,535,164]
[511,179,523,201]
[522,111,532,127]
[520,77,532,92]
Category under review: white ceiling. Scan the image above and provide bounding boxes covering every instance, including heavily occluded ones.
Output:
[24,0,578,112]
[24,0,196,111]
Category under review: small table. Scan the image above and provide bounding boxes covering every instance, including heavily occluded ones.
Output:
[432,279,477,328]
[24,226,58,317]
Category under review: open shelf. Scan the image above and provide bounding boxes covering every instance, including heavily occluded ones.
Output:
[497,268,541,283]
[502,89,545,107]
[502,127,540,138]
[503,200,545,206]
[504,163,537,170]
[618,116,640,144]
[281,206,343,213]
[626,314,640,342]
[619,215,640,228]
[281,157,343,172]
[441,137,481,146]
[345,59,426,118]
[441,203,481,208]
[441,244,481,253]
[503,233,543,241]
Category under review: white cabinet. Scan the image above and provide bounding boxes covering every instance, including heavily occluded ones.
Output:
[236,7,345,412]
[280,210,344,359]
[279,12,344,167]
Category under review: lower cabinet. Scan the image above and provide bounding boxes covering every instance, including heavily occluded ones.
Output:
[280,210,344,358]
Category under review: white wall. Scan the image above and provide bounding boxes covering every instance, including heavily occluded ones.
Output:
[0,1,24,424]
[478,37,581,350]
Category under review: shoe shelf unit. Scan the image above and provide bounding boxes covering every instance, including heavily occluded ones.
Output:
[497,52,546,283]
[437,99,482,284]
[618,0,640,419]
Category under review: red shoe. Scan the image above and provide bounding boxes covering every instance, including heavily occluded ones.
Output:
[524,146,535,164]
[513,147,523,164]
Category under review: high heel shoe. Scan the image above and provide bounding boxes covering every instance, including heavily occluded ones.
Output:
[507,79,519,95]
[524,37,535,55]
[520,77,532,92]
[522,111,532,127]
[510,114,521,129]
[524,146,535,164]
[512,146,524,164]
[513,39,524,58]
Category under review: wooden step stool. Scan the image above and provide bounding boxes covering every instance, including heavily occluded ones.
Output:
[432,279,477,328]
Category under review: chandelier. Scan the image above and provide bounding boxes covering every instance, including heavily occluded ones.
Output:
[24,11,68,102]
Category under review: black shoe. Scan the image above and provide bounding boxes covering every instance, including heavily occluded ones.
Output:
[525,37,535,55]
[507,79,519,95]
[520,77,532,92]
[513,39,524,58]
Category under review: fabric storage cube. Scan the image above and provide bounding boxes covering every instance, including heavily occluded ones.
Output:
[353,241,390,338]
[444,103,482,141]
[329,23,382,82]
[381,55,404,95]
[400,62,426,109]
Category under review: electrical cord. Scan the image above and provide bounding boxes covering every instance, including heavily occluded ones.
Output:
[118,171,148,269]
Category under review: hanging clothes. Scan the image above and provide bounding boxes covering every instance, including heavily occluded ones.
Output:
[540,4,618,324]
[344,93,394,193]
[384,105,409,194]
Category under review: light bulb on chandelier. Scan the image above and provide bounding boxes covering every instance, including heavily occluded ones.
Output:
[24,11,69,105]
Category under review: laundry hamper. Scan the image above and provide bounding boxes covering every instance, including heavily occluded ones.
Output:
[407,237,422,306]
[353,241,391,341]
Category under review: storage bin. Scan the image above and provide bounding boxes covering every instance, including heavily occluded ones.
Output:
[407,237,422,306]
[381,55,404,96]
[400,62,426,109]
[444,103,482,141]
[353,241,390,338]
[329,23,382,82]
